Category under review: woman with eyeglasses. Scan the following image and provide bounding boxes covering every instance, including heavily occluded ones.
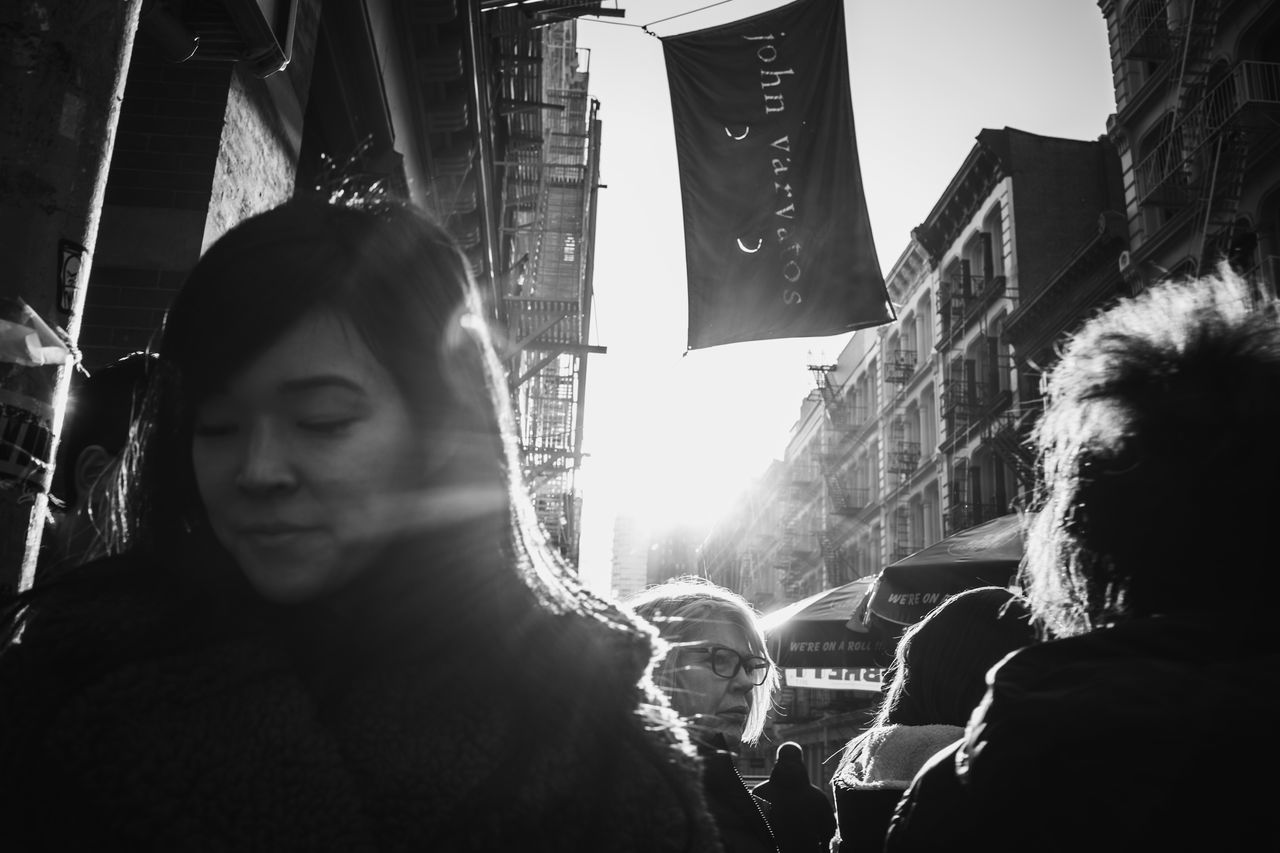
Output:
[628,576,782,853]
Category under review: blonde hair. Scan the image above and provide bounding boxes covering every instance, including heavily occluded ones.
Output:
[626,576,779,745]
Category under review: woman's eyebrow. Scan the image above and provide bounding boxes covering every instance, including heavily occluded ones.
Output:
[278,375,367,395]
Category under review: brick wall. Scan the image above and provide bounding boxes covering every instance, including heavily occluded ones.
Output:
[83,36,231,369]
[204,0,322,247]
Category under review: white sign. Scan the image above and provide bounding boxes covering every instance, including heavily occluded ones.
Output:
[784,667,885,692]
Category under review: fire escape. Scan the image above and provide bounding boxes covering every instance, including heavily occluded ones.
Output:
[878,283,943,564]
[937,249,1022,532]
[779,459,821,599]
[808,365,863,588]
[1124,0,1280,273]
[884,405,920,564]
[945,458,971,533]
[488,16,605,564]
[980,403,1039,493]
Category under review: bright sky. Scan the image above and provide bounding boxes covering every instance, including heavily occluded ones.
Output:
[573,0,1117,596]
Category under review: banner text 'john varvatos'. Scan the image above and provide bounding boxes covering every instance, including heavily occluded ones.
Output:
[662,0,893,350]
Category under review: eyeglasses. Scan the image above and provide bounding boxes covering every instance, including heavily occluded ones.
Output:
[680,645,772,686]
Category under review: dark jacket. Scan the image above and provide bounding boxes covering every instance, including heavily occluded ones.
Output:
[885,615,1280,853]
[829,724,962,853]
[831,786,902,853]
[0,554,723,852]
[700,736,779,853]
[752,756,836,853]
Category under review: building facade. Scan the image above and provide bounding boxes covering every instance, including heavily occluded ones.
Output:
[723,127,1125,619]
[919,128,1126,535]
[1099,0,1280,292]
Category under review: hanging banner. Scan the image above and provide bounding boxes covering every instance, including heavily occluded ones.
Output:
[662,0,893,350]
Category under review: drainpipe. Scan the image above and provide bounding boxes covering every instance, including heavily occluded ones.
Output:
[0,0,144,592]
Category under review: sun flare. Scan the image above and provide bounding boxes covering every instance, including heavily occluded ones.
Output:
[582,431,762,542]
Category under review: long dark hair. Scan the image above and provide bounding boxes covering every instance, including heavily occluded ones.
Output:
[835,586,1036,779]
[103,196,641,644]
[8,197,710,845]
[116,198,487,553]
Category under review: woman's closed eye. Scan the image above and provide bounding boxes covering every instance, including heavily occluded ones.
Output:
[193,421,238,438]
[292,397,370,435]
[286,382,371,437]
[297,414,361,434]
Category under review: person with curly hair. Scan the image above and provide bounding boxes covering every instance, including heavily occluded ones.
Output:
[886,267,1280,852]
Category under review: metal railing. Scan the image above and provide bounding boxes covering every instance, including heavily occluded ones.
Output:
[1118,0,1172,61]
[885,349,919,384]
[1135,61,1280,206]
[887,441,921,475]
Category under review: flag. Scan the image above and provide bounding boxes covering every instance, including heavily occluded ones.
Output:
[662,0,893,350]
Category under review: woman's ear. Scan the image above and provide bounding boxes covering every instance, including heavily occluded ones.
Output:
[73,444,115,506]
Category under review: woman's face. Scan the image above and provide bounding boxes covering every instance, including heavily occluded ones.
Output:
[669,618,761,744]
[191,310,421,603]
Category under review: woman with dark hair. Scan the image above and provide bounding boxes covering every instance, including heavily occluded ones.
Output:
[0,197,720,851]
[39,351,155,577]
[886,268,1280,852]
[829,586,1035,852]
[628,576,782,853]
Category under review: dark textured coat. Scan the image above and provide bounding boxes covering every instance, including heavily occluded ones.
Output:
[699,737,778,853]
[885,615,1280,853]
[0,555,723,852]
[752,757,835,853]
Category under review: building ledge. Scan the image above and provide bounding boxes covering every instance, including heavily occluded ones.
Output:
[1006,211,1128,350]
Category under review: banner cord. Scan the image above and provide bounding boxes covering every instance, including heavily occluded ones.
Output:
[580,0,744,37]
[645,0,739,28]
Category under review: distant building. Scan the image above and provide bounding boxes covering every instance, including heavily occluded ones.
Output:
[646,523,703,587]
[609,512,650,600]
[699,462,788,612]
[730,127,1125,618]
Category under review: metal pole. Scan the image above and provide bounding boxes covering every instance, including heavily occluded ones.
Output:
[463,0,503,319]
[0,0,144,592]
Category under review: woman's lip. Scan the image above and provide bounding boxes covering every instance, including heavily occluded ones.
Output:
[238,526,321,545]
[238,523,318,535]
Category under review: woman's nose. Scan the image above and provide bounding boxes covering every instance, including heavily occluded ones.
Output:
[234,422,297,493]
[729,664,755,692]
